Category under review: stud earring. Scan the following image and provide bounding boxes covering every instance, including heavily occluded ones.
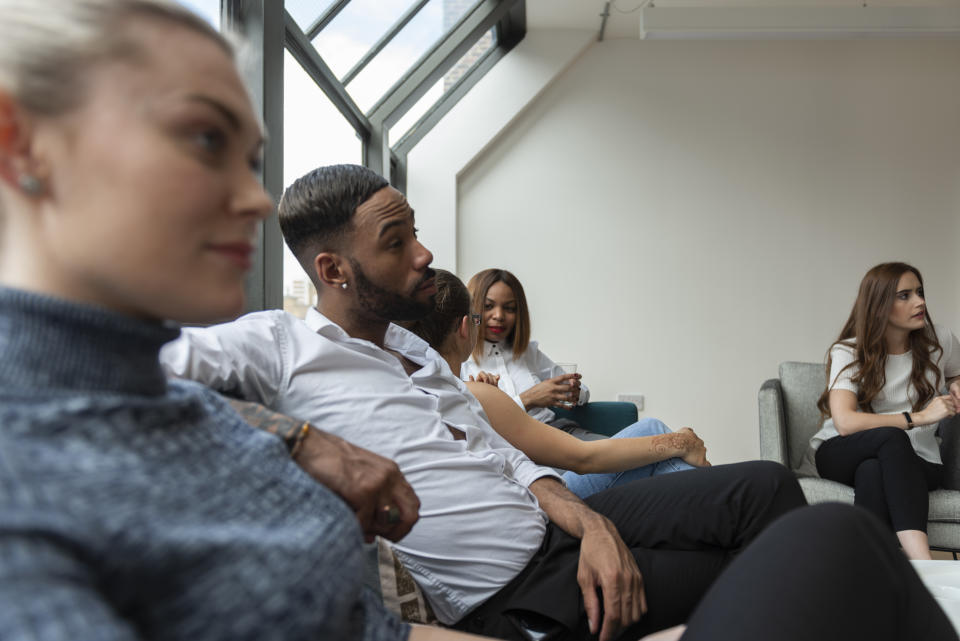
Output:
[18,173,44,195]
[341,282,348,290]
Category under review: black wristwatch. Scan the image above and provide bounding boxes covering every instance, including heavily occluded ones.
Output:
[902,411,915,430]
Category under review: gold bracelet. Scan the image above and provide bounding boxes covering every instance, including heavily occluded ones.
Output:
[289,422,311,458]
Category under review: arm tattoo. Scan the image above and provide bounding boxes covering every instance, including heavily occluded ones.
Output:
[226,398,305,453]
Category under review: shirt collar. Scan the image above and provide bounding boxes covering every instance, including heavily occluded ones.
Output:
[483,340,504,357]
[304,305,442,367]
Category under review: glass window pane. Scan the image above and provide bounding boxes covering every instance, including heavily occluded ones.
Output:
[286,0,338,34]
[389,28,494,143]
[311,0,415,80]
[347,0,478,113]
[175,0,220,28]
[283,51,363,319]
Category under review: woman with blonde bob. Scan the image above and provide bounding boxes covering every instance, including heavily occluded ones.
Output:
[808,262,960,559]
[463,268,602,439]
[0,2,482,639]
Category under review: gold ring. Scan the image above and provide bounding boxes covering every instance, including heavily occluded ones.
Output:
[381,505,401,525]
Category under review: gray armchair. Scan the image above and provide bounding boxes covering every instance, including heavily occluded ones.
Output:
[759,361,960,553]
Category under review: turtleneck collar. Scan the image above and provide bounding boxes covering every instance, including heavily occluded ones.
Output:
[0,287,180,396]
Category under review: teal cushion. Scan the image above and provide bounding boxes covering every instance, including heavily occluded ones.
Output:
[550,402,639,437]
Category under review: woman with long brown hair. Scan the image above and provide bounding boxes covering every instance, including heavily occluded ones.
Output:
[809,262,960,559]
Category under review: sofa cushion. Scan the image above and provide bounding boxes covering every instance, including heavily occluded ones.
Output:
[799,479,960,525]
[377,537,437,624]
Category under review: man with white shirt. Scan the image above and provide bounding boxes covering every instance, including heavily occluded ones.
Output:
[161,164,806,641]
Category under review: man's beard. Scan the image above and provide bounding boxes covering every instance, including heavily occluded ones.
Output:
[349,258,436,322]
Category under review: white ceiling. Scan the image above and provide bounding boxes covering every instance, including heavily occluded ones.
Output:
[526,0,960,39]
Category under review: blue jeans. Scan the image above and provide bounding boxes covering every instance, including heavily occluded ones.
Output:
[562,418,695,498]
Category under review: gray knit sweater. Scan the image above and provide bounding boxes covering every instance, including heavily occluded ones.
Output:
[0,287,408,641]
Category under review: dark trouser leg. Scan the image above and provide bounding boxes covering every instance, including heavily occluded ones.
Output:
[583,461,807,639]
[680,503,958,641]
[816,427,943,532]
[454,462,806,639]
[583,460,807,551]
[854,458,894,529]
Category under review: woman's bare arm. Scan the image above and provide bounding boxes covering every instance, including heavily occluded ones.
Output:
[829,389,957,435]
[466,382,708,474]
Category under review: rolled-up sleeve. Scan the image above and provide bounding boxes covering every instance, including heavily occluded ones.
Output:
[160,311,290,407]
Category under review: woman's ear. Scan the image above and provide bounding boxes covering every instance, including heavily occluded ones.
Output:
[457,315,471,340]
[0,91,32,187]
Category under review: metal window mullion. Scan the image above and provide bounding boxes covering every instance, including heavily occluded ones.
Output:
[305,0,352,39]
[392,1,525,157]
[284,12,372,138]
[392,42,501,157]
[341,0,431,86]
[368,0,519,129]
[222,0,285,312]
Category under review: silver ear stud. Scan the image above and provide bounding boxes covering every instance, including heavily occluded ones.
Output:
[18,173,44,195]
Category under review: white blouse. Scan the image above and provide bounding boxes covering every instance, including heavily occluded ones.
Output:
[461,339,590,423]
[808,325,960,465]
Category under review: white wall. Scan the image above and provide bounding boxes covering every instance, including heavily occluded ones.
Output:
[451,38,960,464]
[407,29,594,270]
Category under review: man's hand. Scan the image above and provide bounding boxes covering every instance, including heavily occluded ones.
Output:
[578,516,646,641]
[528,478,645,641]
[224,398,419,542]
[295,427,420,543]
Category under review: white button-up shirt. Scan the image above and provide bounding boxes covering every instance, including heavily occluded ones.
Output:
[461,340,590,423]
[160,308,558,624]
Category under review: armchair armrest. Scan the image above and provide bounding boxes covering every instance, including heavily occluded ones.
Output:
[759,378,788,466]
[550,401,639,437]
[939,415,960,490]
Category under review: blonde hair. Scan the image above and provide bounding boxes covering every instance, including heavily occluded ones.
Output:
[0,0,231,117]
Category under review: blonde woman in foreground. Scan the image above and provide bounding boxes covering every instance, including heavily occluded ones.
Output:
[0,1,478,639]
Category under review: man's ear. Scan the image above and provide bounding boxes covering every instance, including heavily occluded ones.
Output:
[314,252,348,290]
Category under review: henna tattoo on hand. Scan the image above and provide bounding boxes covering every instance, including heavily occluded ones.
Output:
[653,432,691,456]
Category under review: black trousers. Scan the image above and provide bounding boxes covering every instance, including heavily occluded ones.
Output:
[454,461,807,640]
[681,502,957,641]
[816,427,943,532]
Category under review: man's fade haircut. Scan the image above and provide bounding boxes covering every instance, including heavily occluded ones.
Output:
[278,164,389,287]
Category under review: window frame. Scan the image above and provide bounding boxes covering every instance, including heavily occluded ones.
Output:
[223,0,525,312]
